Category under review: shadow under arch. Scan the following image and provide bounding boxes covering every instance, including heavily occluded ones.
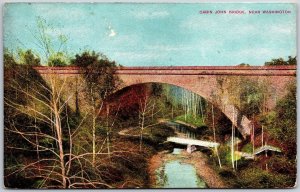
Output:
[106,81,251,139]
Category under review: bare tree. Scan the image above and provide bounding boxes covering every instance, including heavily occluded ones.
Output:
[71,51,120,166]
[4,66,114,188]
[138,94,162,151]
[211,104,222,168]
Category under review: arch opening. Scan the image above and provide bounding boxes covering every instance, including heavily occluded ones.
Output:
[105,82,245,141]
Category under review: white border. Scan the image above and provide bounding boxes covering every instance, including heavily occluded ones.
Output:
[0,1,299,192]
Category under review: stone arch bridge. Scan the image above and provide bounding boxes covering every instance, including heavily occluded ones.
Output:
[35,65,296,138]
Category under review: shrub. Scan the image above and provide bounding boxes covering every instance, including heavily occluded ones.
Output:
[236,167,292,188]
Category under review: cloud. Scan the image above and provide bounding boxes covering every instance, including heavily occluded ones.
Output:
[144,44,193,52]
[133,10,169,19]
[268,24,294,35]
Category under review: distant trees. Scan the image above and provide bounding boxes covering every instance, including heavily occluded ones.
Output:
[4,50,18,68]
[17,49,41,66]
[4,49,41,67]
[238,63,250,66]
[264,56,296,66]
[48,52,68,66]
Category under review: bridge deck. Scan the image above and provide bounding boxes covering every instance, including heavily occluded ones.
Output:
[167,137,219,148]
[33,66,296,76]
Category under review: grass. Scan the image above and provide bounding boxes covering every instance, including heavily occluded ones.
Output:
[174,113,206,127]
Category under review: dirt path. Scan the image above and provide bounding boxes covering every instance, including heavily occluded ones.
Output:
[148,150,228,188]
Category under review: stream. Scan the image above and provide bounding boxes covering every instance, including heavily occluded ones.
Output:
[153,122,207,188]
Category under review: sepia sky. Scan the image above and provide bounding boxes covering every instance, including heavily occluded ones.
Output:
[3,3,297,66]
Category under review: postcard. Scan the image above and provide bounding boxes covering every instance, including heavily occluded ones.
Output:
[3,2,297,189]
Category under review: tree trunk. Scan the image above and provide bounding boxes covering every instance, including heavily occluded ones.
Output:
[106,105,111,159]
[212,104,222,168]
[53,93,67,188]
[231,106,235,170]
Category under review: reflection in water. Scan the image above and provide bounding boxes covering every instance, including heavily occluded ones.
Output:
[156,159,206,188]
[154,122,206,188]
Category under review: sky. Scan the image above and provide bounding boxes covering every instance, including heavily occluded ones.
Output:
[3,3,297,66]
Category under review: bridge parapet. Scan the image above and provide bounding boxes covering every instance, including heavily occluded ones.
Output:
[34,66,296,76]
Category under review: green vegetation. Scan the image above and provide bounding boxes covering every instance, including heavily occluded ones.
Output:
[215,145,241,165]
[264,56,296,66]
[236,167,292,188]
[209,58,297,188]
[174,114,205,127]
[241,143,253,153]
[4,50,141,188]
[3,23,297,190]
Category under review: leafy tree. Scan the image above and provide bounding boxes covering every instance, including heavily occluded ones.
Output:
[268,81,296,158]
[17,49,41,66]
[71,51,120,164]
[238,63,250,66]
[71,51,107,67]
[71,51,120,100]
[48,52,68,66]
[287,56,297,65]
[264,56,296,66]
[4,50,18,68]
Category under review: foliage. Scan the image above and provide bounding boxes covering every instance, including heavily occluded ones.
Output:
[217,145,241,165]
[17,49,41,66]
[71,51,120,100]
[33,17,69,61]
[268,155,296,183]
[4,55,121,188]
[48,52,68,66]
[264,56,296,66]
[241,143,253,153]
[227,77,269,117]
[259,111,276,126]
[236,167,292,188]
[238,63,250,66]
[267,81,296,159]
[71,50,121,166]
[4,49,18,68]
[174,113,205,127]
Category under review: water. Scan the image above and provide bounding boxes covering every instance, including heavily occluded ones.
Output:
[156,160,207,188]
[172,148,182,155]
[154,122,206,188]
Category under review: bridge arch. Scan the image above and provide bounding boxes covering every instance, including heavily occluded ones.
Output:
[113,80,251,138]
[35,65,296,138]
